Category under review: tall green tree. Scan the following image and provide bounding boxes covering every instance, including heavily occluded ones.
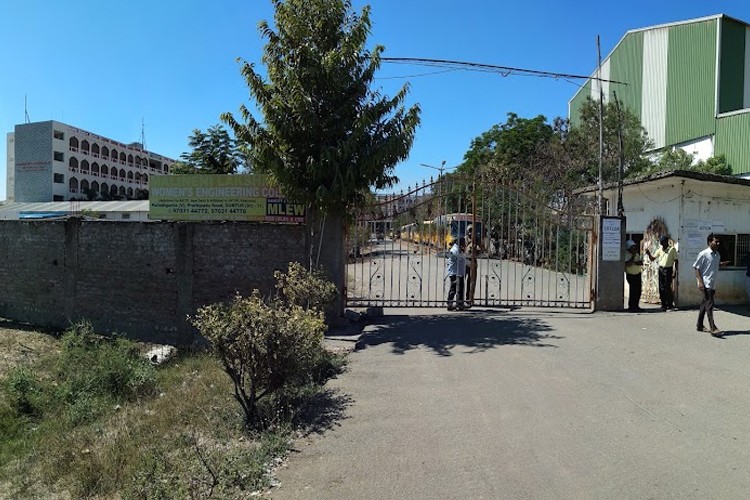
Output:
[460,113,554,182]
[568,97,654,182]
[172,125,244,175]
[221,0,420,215]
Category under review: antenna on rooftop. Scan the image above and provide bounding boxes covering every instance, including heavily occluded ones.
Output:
[141,117,146,150]
[24,95,30,123]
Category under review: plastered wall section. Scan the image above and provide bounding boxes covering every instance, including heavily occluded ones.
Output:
[0,219,312,344]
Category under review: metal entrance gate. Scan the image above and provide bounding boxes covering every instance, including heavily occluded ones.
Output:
[345,176,594,309]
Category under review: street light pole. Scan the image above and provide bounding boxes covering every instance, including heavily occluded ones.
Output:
[420,160,447,179]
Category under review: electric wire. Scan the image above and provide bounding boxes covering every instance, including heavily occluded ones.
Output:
[381,57,627,85]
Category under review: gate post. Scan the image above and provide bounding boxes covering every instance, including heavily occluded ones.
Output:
[594,215,625,311]
[312,211,346,317]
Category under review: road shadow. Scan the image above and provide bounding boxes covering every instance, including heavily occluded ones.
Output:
[293,387,353,437]
[356,311,562,356]
[718,305,750,319]
[719,330,750,337]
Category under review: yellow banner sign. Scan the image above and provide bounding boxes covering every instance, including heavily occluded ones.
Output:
[149,174,306,222]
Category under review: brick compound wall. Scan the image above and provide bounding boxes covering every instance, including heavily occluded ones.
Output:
[0,219,324,345]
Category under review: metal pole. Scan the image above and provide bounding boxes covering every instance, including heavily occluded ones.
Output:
[613,90,625,218]
[597,35,605,216]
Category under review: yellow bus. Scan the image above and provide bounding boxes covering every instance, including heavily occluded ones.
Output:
[433,213,484,250]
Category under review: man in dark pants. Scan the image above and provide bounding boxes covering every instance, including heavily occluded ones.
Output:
[446,237,466,311]
[624,239,643,312]
[693,233,722,337]
[646,235,678,311]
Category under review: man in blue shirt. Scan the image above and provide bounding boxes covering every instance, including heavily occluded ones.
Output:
[693,233,722,337]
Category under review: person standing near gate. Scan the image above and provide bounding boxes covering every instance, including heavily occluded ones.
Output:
[446,237,466,311]
[693,233,722,337]
[465,224,478,309]
[624,240,643,312]
[645,235,678,311]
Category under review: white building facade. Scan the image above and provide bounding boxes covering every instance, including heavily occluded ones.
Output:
[6,120,175,202]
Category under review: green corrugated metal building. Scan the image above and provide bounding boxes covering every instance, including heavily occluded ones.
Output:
[569,14,750,176]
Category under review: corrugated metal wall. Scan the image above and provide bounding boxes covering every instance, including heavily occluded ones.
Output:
[642,28,669,149]
[665,20,717,146]
[591,59,610,103]
[569,80,591,128]
[609,32,643,120]
[716,113,750,173]
[719,17,745,113]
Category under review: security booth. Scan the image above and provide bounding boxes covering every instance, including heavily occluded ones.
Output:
[578,169,750,307]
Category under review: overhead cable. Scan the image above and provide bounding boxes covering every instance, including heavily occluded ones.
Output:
[381,57,626,85]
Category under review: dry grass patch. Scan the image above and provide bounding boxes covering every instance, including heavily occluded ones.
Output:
[0,322,59,379]
[0,321,345,499]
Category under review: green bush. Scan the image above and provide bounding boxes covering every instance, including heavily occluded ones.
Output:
[274,261,338,311]
[193,292,328,429]
[193,262,337,430]
[55,321,156,402]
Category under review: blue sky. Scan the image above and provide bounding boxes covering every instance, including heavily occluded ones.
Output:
[2,0,750,200]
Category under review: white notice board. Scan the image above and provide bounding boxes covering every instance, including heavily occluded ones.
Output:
[601,218,622,262]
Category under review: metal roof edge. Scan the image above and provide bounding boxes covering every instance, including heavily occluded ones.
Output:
[575,169,750,194]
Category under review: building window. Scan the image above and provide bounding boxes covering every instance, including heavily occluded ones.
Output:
[53,195,64,201]
[121,213,131,220]
[738,234,750,267]
[53,151,64,162]
[714,234,750,267]
[98,213,107,219]
[53,130,65,140]
[54,173,64,183]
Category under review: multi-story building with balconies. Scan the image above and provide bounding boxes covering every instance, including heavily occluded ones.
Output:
[6,120,176,202]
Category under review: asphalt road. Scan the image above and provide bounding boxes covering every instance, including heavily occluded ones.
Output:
[270,305,750,500]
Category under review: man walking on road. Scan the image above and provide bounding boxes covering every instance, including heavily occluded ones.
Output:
[646,235,678,311]
[694,233,722,337]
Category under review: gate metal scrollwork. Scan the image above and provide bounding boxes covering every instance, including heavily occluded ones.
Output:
[367,259,385,302]
[346,175,594,309]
